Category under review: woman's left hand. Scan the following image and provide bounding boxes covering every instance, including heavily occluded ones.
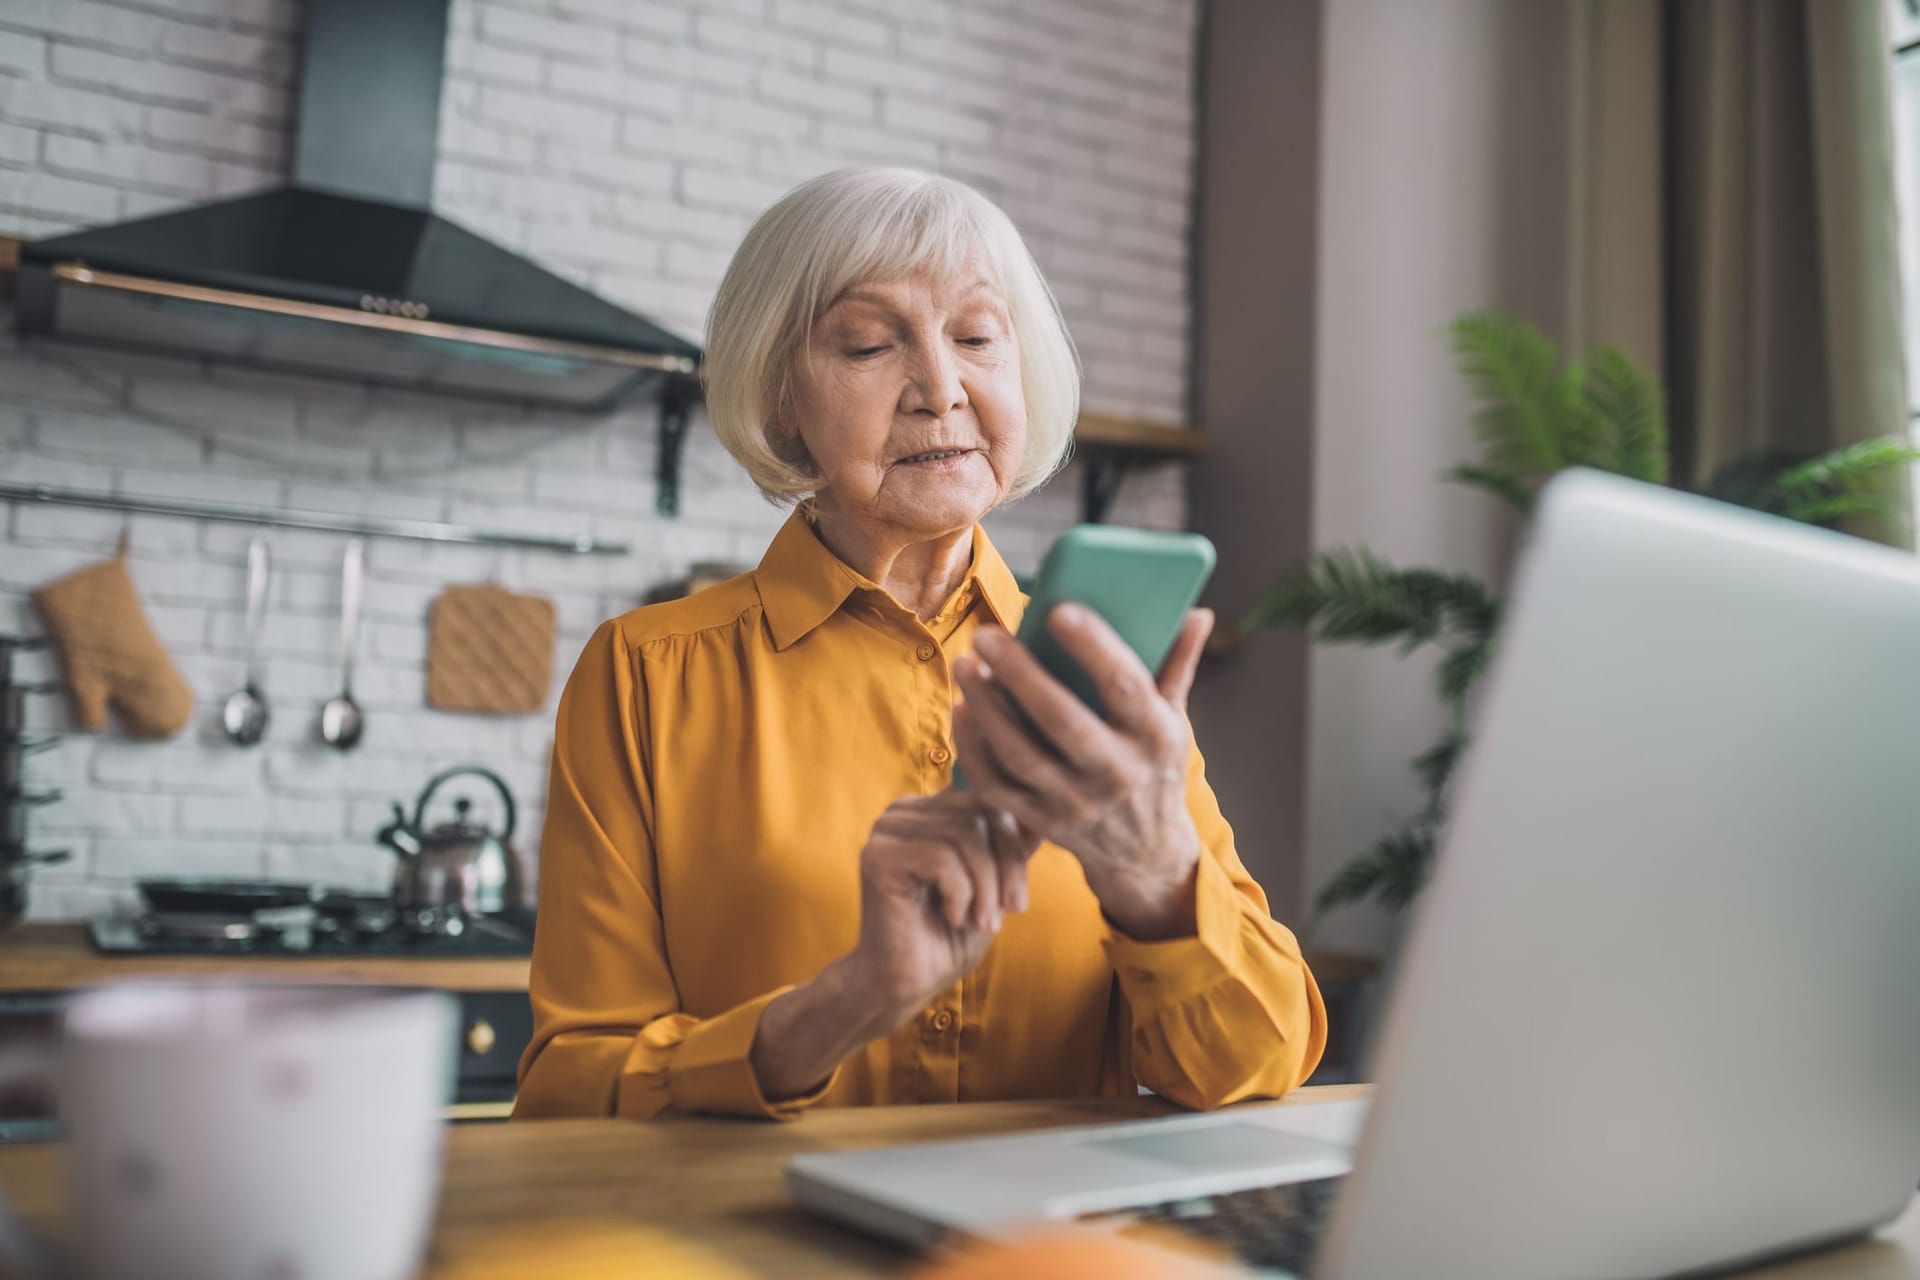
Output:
[951,604,1214,942]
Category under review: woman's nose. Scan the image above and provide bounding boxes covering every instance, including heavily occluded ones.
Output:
[903,342,967,416]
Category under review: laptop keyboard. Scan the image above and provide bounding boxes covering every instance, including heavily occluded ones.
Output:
[1084,1175,1345,1277]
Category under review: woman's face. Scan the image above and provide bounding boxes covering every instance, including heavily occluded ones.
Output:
[784,261,1027,543]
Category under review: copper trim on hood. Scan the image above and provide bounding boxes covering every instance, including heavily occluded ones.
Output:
[0,235,20,301]
[47,262,699,375]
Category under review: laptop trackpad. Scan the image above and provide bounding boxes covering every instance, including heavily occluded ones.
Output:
[1078,1124,1345,1171]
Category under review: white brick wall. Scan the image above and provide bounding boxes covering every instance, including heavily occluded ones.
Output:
[434,0,1197,421]
[0,0,1195,921]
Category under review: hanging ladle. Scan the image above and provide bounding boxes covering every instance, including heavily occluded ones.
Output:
[318,537,366,750]
[220,533,272,746]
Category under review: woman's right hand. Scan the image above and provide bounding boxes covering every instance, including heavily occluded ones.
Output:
[846,790,1039,1014]
[750,790,1037,1102]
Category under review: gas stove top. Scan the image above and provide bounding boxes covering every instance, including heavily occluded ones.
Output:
[89,903,536,957]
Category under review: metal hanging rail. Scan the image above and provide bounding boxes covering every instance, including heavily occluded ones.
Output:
[0,482,629,556]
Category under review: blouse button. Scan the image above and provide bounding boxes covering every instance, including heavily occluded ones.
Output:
[929,1008,955,1034]
[928,745,952,766]
[915,642,936,662]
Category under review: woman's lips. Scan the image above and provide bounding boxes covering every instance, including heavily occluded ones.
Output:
[896,448,978,471]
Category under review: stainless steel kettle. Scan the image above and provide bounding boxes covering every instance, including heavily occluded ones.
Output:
[376,766,525,923]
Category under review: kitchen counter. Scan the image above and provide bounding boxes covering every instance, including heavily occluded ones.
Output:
[0,924,531,992]
[0,925,533,1136]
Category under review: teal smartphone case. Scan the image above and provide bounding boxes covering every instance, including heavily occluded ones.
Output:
[953,525,1217,790]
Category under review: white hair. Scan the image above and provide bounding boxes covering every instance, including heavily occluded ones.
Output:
[702,166,1080,506]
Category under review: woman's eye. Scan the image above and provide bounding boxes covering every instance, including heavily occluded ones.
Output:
[848,345,889,359]
[958,337,992,347]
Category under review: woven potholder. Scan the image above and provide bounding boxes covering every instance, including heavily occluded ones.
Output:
[426,584,556,715]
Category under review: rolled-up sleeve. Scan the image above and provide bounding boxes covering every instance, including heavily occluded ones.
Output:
[1103,741,1328,1110]
[513,620,836,1121]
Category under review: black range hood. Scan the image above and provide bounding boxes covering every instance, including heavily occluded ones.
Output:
[12,0,701,413]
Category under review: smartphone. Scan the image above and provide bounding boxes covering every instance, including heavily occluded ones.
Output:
[954,524,1217,789]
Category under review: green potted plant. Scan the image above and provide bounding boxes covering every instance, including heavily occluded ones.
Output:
[1248,312,1917,921]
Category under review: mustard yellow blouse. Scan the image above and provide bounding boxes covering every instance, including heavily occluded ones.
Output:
[514,511,1327,1120]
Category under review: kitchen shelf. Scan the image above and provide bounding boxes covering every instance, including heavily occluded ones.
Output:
[1072,413,1207,523]
[0,482,629,556]
[1074,414,1207,456]
[653,374,700,517]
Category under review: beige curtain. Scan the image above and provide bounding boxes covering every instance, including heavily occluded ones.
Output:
[1567,0,1911,541]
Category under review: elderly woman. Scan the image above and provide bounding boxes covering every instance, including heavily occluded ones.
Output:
[515,167,1326,1121]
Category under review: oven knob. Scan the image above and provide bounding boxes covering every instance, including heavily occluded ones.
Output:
[466,1018,496,1057]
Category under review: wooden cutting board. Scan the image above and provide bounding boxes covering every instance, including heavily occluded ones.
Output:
[426,584,556,715]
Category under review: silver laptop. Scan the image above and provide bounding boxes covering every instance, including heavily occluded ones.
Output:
[789,470,1920,1278]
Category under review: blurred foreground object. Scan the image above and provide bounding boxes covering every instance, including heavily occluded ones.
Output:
[439,1220,753,1279]
[912,1227,1236,1280]
[51,980,454,1280]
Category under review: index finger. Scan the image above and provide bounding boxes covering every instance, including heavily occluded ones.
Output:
[965,627,1117,773]
[1046,603,1177,742]
[983,805,1037,913]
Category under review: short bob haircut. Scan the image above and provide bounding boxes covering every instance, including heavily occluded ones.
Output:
[703,167,1080,507]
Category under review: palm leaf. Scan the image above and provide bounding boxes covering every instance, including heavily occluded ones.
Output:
[1707,438,1919,531]
[1370,825,1436,911]
[1772,437,1920,493]
[1314,822,1435,917]
[1449,313,1569,482]
[1552,365,1611,473]
[1702,452,1800,511]
[1394,568,1498,648]
[1411,730,1469,805]
[1436,635,1496,708]
[1241,548,1415,640]
[1312,857,1385,917]
[1778,494,1904,526]
[1313,550,1441,644]
[1444,464,1535,515]
[1766,439,1920,526]
[1580,346,1669,483]
[1243,550,1497,654]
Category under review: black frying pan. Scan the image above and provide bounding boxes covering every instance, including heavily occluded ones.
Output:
[137,878,318,914]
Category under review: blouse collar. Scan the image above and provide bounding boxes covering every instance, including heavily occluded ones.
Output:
[755,509,1025,651]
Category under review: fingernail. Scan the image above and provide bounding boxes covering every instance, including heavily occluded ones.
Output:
[1055,603,1088,627]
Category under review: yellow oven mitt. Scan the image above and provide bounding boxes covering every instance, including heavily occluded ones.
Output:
[31,550,194,738]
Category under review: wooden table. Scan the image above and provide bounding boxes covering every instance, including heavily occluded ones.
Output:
[2,1084,1915,1279]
